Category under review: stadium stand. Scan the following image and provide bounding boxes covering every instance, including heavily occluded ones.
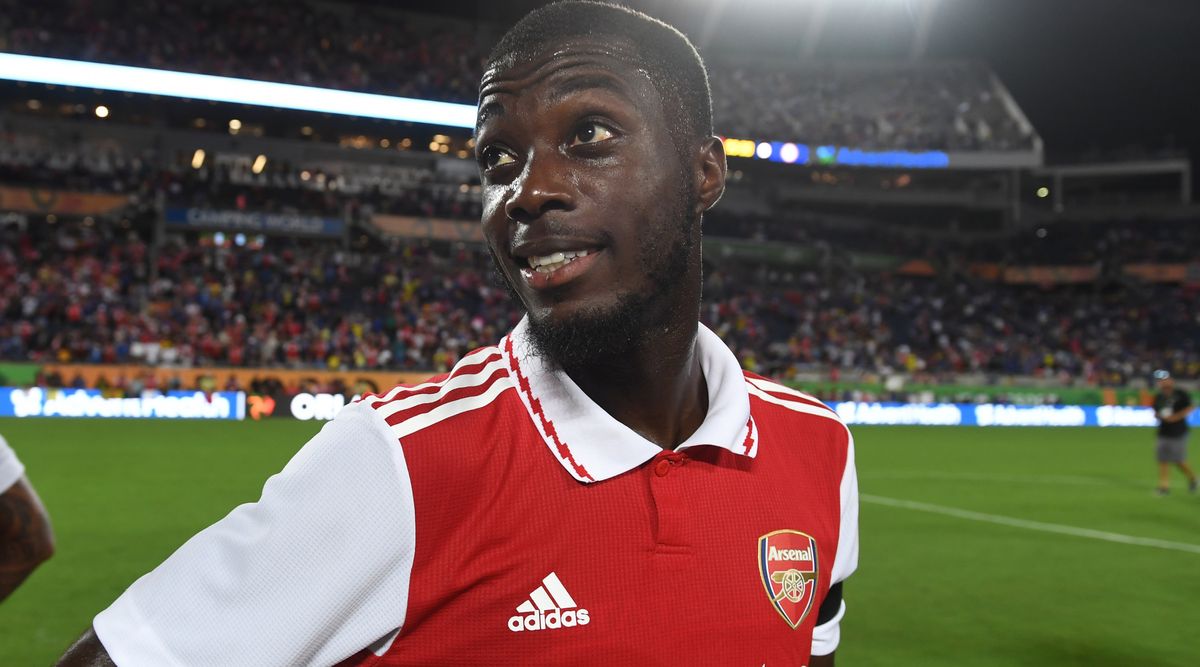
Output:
[4,204,1198,387]
[1,1,1034,152]
[0,3,1193,397]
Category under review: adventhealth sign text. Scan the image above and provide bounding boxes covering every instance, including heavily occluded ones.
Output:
[0,387,244,420]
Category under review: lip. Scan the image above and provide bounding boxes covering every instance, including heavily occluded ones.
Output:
[519,248,604,291]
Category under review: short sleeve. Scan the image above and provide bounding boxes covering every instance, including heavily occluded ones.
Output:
[94,402,417,667]
[811,433,858,656]
[0,434,25,492]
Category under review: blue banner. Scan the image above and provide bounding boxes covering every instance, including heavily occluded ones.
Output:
[833,402,1200,428]
[165,207,344,237]
[0,387,245,420]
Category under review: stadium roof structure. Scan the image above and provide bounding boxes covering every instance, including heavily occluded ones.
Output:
[0,54,476,129]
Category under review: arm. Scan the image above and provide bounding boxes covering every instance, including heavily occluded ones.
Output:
[0,475,56,601]
[1165,405,1194,423]
[811,652,835,667]
[56,629,115,667]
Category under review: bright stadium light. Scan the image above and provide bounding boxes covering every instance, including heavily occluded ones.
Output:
[1036,186,1050,198]
[0,53,477,129]
[191,149,206,169]
[252,154,268,174]
[94,105,109,118]
[755,141,773,160]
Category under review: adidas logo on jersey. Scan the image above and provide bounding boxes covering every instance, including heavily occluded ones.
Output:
[507,572,591,632]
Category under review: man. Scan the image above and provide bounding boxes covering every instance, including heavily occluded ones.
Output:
[1151,369,1196,495]
[59,3,858,665]
[0,433,56,602]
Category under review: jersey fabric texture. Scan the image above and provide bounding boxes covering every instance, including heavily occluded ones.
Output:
[0,434,25,492]
[94,319,859,666]
[1154,389,1192,437]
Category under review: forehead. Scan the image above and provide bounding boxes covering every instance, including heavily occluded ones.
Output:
[477,37,661,128]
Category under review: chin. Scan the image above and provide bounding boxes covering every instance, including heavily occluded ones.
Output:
[526,290,649,369]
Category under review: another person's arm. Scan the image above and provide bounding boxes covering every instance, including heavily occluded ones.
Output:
[0,435,55,602]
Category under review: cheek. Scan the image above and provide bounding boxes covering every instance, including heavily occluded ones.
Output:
[480,187,510,243]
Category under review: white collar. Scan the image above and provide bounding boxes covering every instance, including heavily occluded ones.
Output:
[502,317,758,483]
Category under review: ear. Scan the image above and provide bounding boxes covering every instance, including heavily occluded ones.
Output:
[693,136,727,215]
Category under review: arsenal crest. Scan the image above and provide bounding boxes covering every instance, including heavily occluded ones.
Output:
[758,529,819,629]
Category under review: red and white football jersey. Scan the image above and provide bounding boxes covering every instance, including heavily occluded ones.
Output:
[95,319,858,666]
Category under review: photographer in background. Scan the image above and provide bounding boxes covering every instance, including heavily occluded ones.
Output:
[1152,370,1198,495]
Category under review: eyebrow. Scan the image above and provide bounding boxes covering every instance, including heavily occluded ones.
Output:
[476,100,504,133]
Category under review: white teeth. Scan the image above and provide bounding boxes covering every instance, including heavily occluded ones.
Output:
[528,249,590,271]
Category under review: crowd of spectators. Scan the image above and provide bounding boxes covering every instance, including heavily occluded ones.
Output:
[3,213,1198,386]
[2,1,1035,152]
[705,264,1200,385]
[0,129,480,221]
[709,61,1036,151]
[1,218,515,376]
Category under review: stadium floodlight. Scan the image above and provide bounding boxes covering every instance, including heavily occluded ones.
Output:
[0,53,477,129]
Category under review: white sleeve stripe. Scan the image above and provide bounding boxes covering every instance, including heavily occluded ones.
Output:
[368,346,500,404]
[746,384,844,424]
[373,358,508,419]
[745,377,833,411]
[389,377,513,439]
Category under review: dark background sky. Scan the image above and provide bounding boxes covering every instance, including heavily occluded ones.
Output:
[409,0,1200,165]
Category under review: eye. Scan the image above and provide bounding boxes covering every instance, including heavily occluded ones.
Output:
[480,145,516,170]
[569,121,615,147]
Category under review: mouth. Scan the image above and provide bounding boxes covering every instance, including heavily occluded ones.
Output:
[526,249,592,273]
[515,246,604,291]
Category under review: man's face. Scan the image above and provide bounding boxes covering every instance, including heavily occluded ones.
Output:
[1159,377,1175,394]
[475,39,699,366]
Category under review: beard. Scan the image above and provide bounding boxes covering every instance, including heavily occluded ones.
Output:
[490,189,699,372]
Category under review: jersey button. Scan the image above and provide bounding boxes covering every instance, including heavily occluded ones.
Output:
[654,458,671,477]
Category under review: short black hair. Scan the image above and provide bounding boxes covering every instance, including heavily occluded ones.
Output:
[484,1,713,151]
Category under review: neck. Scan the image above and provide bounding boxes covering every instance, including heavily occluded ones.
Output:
[564,318,708,450]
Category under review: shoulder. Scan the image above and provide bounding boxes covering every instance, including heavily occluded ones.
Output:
[356,345,517,443]
[742,371,851,445]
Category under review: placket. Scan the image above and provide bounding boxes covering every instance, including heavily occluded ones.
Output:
[647,450,692,550]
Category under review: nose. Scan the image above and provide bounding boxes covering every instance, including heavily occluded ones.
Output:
[504,153,574,223]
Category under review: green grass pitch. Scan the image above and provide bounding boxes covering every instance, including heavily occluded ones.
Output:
[1,419,1197,666]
